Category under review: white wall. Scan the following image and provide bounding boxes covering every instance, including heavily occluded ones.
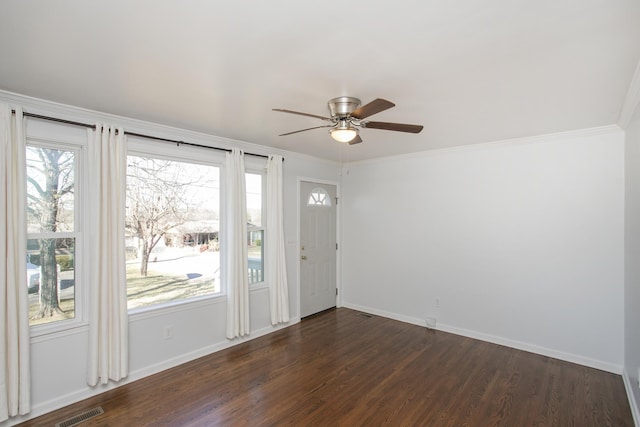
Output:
[341,127,625,372]
[1,91,341,426]
[625,104,640,422]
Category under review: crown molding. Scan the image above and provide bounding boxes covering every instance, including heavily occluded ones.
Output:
[618,57,640,129]
[0,89,340,168]
[346,124,623,167]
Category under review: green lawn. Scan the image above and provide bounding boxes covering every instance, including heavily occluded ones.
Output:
[126,265,216,310]
[29,253,260,325]
[29,297,74,326]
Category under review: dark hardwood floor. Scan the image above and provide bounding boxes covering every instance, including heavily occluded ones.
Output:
[18,308,633,426]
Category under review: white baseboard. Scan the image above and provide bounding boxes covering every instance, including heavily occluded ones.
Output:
[438,323,622,374]
[623,369,640,427]
[342,302,428,328]
[341,302,622,374]
[4,319,300,427]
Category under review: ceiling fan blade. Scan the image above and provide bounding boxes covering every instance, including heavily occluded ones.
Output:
[272,108,332,121]
[279,125,333,136]
[350,98,395,120]
[348,135,363,145]
[362,121,424,133]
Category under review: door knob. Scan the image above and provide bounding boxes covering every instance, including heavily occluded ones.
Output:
[301,255,307,260]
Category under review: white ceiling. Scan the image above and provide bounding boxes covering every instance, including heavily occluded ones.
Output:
[1,0,639,162]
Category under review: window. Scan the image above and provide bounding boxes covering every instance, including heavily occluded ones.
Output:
[126,155,220,310]
[246,172,264,284]
[26,144,79,327]
[307,187,331,207]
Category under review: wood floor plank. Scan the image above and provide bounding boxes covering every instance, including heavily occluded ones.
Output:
[17,308,633,426]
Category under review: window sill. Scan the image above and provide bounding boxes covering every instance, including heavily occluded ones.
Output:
[30,287,270,341]
[30,320,90,343]
[250,282,269,292]
[128,293,226,323]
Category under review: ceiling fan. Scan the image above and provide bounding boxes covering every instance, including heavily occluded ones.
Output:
[273,97,423,145]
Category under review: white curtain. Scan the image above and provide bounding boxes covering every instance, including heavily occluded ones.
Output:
[266,155,290,325]
[0,105,30,421]
[87,124,129,386]
[225,148,250,338]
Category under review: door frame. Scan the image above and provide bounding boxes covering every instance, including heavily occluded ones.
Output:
[297,177,341,318]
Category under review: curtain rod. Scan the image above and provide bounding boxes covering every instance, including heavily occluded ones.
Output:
[12,110,275,160]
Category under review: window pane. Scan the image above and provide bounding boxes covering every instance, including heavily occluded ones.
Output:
[248,230,264,283]
[246,173,262,227]
[27,238,75,326]
[307,188,331,207]
[26,146,75,233]
[26,144,77,328]
[126,156,220,310]
[246,173,263,283]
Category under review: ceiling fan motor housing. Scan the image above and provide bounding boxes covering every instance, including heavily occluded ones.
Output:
[328,97,361,117]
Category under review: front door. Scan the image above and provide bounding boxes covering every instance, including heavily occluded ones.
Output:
[300,181,337,317]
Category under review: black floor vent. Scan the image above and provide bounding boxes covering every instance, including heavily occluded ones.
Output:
[357,312,373,318]
[55,406,104,427]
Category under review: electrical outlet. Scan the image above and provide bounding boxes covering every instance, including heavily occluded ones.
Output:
[164,325,174,340]
[435,298,440,308]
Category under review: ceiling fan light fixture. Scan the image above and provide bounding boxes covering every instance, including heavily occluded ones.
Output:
[330,125,358,143]
[274,96,423,145]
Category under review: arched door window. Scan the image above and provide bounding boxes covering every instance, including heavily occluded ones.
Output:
[307,187,332,207]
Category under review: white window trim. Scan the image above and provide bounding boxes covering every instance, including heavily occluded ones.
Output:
[125,140,225,313]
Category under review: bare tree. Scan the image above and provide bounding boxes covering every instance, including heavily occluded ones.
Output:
[126,157,203,276]
[26,148,74,318]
